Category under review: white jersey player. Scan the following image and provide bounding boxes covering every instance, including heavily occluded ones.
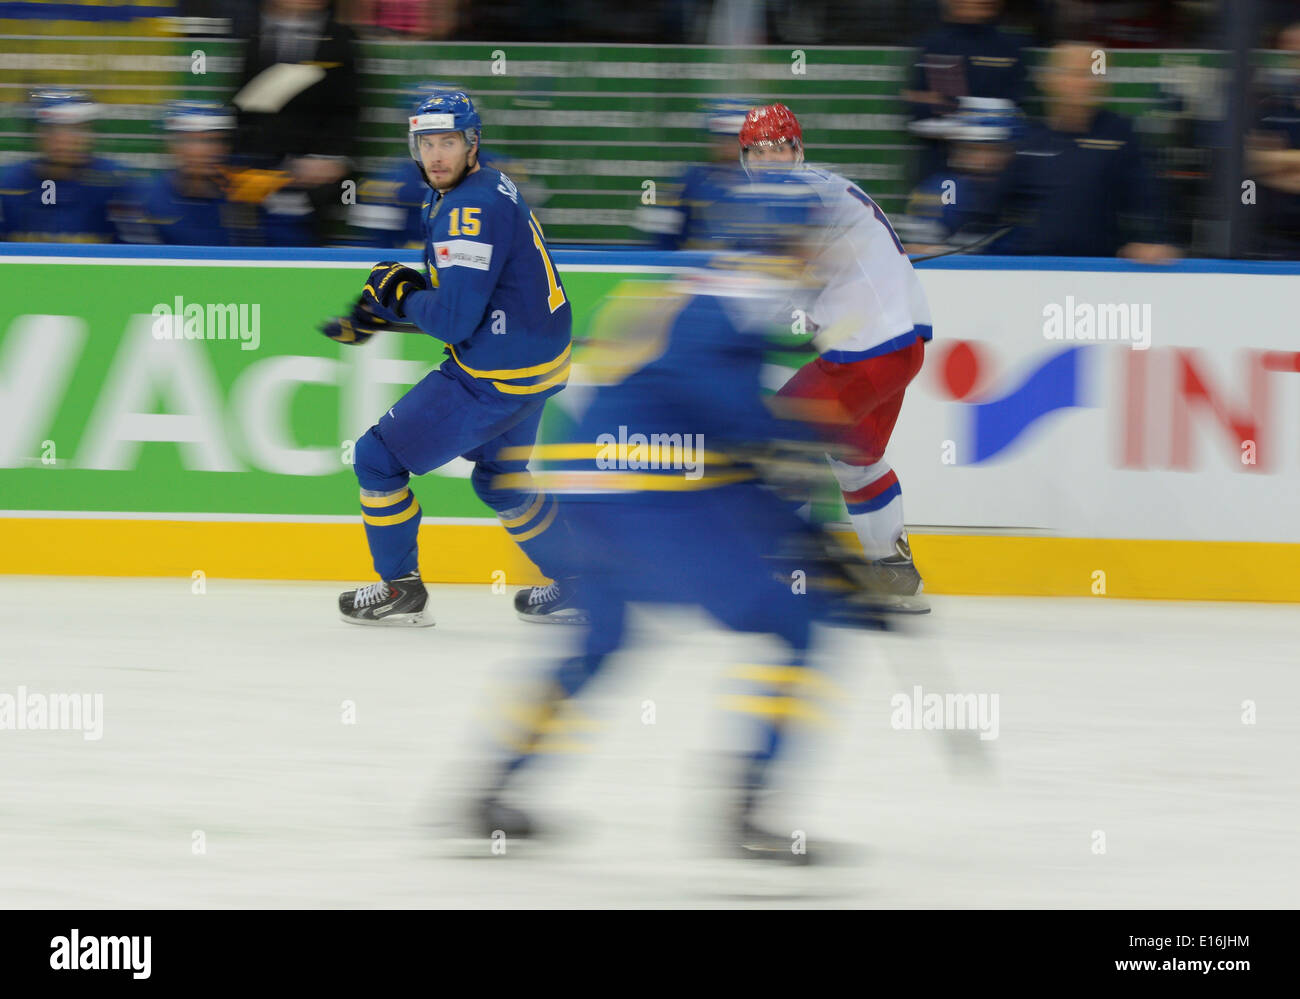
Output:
[741,103,932,612]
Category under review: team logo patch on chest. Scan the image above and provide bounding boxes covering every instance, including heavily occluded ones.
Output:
[434,239,493,270]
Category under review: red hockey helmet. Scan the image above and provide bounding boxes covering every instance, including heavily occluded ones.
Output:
[738,103,803,151]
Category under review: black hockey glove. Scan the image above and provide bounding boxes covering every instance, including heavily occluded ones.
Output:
[320,299,399,346]
[361,261,426,317]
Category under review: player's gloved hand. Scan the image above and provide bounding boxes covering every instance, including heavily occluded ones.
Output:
[362,261,426,318]
[320,299,391,346]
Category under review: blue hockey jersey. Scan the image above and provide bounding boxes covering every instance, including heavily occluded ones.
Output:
[0,157,124,242]
[636,162,740,251]
[400,165,572,400]
[350,150,522,250]
[512,271,816,500]
[119,171,261,245]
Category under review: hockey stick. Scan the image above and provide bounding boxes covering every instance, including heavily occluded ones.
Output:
[907,225,1012,263]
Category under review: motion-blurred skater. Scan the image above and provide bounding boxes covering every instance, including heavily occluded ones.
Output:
[466,170,864,863]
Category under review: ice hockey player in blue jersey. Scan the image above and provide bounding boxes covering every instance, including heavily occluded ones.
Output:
[349,84,543,251]
[895,97,1020,255]
[329,90,580,626]
[0,90,126,243]
[460,170,865,863]
[119,101,260,246]
[635,99,751,250]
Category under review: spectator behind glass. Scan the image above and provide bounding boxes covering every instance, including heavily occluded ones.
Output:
[231,0,360,244]
[990,42,1179,262]
[1247,22,1300,259]
[342,0,459,38]
[904,0,1029,183]
[905,0,1029,126]
[0,90,126,244]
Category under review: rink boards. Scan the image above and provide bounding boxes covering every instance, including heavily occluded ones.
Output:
[1,247,1298,601]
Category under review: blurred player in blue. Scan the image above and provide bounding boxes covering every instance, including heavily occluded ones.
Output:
[634,98,751,249]
[118,101,261,246]
[464,171,860,863]
[327,90,580,626]
[895,97,1021,255]
[0,90,126,243]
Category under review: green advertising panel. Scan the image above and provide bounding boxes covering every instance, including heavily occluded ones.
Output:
[0,254,638,516]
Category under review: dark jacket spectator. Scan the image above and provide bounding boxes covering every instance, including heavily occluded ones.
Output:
[990,42,1178,261]
[232,0,361,243]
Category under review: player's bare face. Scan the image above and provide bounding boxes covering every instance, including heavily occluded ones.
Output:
[418,132,480,193]
[173,133,228,178]
[746,142,799,166]
[41,124,92,168]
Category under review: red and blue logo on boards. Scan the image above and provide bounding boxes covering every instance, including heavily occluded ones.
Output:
[934,341,1091,463]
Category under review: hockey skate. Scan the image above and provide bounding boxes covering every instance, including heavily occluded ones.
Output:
[514,578,589,624]
[850,536,930,615]
[338,572,434,626]
[427,793,552,859]
[691,790,866,900]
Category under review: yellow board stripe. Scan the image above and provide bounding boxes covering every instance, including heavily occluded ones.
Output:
[2,521,1299,602]
[359,488,410,509]
[361,500,421,527]
[498,492,544,528]
[448,341,571,380]
[509,500,558,542]
[491,361,571,395]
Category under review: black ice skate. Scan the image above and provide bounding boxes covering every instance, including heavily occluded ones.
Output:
[733,819,814,866]
[854,536,930,614]
[513,578,589,624]
[338,572,434,627]
[476,795,536,840]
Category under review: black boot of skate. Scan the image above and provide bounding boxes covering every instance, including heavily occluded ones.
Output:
[513,578,589,624]
[338,572,434,627]
[476,795,536,840]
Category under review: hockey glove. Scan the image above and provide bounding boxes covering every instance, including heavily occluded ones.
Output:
[320,299,397,346]
[362,261,426,318]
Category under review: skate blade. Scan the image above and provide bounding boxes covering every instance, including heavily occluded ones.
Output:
[852,593,931,615]
[691,856,864,902]
[340,609,436,627]
[425,833,549,860]
[515,610,590,626]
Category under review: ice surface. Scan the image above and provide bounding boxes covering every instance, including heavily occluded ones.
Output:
[1,576,1296,909]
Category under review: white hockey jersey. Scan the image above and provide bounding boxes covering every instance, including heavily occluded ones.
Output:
[799,165,933,360]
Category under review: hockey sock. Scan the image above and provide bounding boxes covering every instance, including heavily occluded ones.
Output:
[360,487,422,580]
[492,654,607,787]
[496,489,576,579]
[354,426,422,580]
[830,457,906,560]
[723,658,827,815]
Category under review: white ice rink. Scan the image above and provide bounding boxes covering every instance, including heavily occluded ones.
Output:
[1,576,1296,909]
